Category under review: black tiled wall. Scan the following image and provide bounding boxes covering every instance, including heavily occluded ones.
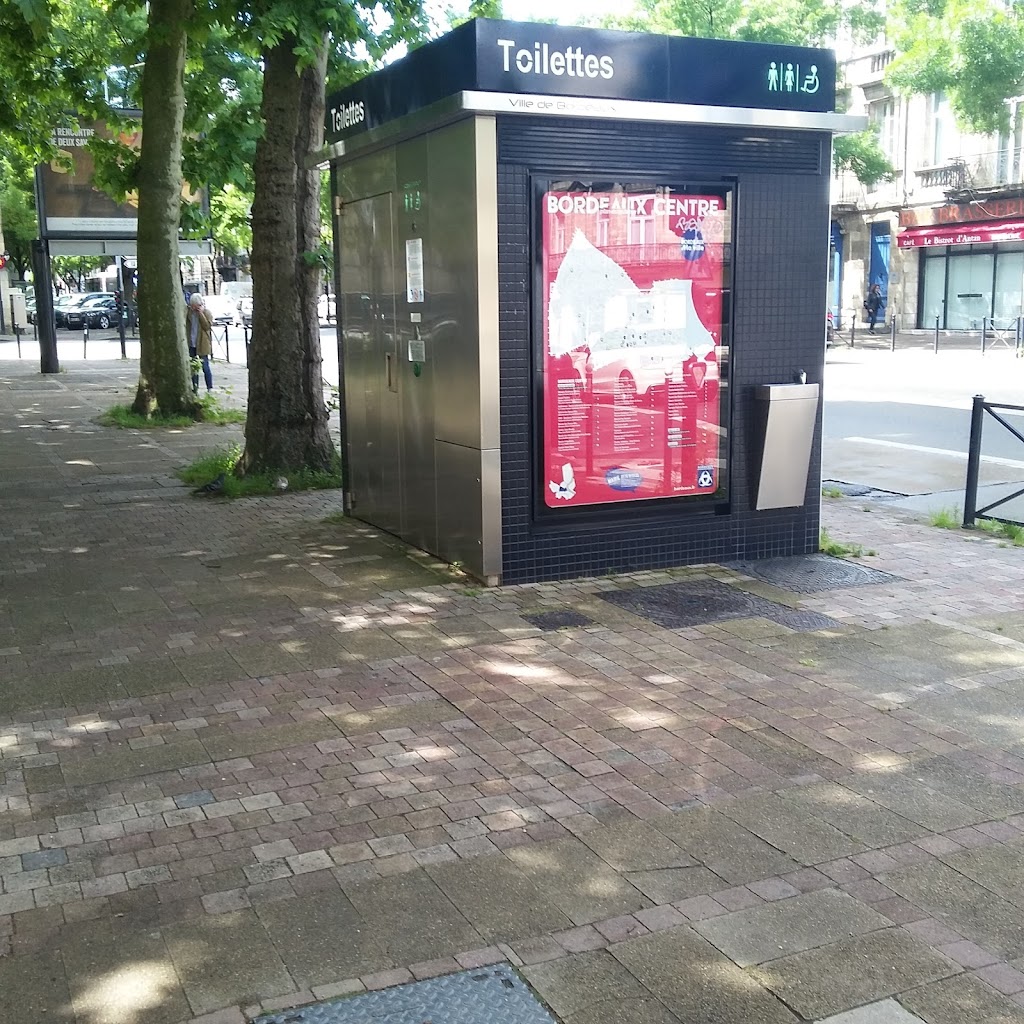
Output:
[497,117,830,584]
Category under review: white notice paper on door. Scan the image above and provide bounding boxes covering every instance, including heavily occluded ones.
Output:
[406,238,424,303]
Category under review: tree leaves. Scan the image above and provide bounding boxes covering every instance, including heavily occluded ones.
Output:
[834,131,897,188]
[886,0,1024,135]
[605,0,883,47]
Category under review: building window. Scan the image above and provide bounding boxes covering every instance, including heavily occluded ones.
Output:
[926,92,949,167]
[869,99,897,161]
[596,212,610,247]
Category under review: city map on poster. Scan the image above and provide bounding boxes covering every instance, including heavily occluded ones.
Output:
[542,188,727,508]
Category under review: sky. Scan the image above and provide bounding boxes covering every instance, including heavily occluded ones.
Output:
[501,0,627,21]
[434,0,629,26]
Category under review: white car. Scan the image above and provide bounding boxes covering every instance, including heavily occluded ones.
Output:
[204,295,240,325]
[318,294,336,323]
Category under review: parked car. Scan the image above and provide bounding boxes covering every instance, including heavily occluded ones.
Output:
[204,294,239,325]
[53,293,90,327]
[239,295,253,326]
[65,294,122,330]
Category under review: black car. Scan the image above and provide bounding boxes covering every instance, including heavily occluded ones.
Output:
[53,293,90,327]
[65,294,121,330]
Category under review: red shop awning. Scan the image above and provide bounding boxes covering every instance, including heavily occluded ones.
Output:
[898,219,1024,248]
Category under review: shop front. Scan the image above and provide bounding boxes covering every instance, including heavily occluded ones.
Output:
[899,200,1024,329]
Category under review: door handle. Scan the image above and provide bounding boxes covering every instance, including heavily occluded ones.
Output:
[385,352,397,392]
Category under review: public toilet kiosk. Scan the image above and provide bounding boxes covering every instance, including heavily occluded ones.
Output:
[324,19,863,585]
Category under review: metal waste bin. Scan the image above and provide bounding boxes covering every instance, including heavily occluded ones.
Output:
[753,383,820,510]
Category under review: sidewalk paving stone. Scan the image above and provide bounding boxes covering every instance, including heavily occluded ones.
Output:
[898,973,1024,1024]
[427,852,574,943]
[775,782,928,848]
[611,926,799,1023]
[937,837,1024,909]
[573,816,695,872]
[163,908,294,1016]
[504,837,651,926]
[649,807,800,884]
[523,949,648,1018]
[817,1000,927,1024]
[721,793,867,865]
[842,772,986,833]
[5,358,1024,1023]
[60,739,210,787]
[61,916,190,1024]
[882,860,1024,959]
[694,888,890,966]
[254,888,390,988]
[751,929,959,1020]
[624,866,725,904]
[342,869,482,965]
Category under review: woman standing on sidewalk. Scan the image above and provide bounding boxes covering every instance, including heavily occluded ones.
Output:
[864,283,883,335]
[185,292,214,393]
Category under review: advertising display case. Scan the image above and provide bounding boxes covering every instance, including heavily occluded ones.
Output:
[325,19,863,584]
[539,182,731,512]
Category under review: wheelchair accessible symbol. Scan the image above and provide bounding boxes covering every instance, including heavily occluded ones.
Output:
[697,466,715,489]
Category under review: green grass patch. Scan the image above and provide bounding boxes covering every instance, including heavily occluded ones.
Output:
[975,518,1024,546]
[819,527,864,559]
[178,444,342,498]
[928,507,961,530]
[821,485,844,499]
[99,395,245,429]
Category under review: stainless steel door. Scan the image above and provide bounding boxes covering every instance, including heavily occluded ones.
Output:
[340,194,402,534]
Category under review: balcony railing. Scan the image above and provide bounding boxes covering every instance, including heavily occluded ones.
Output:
[870,50,895,74]
[915,163,966,190]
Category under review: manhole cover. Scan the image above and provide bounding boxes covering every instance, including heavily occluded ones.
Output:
[723,554,897,593]
[523,609,594,631]
[255,964,556,1024]
[599,578,842,631]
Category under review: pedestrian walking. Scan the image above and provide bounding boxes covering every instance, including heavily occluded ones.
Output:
[864,283,883,335]
[185,292,214,393]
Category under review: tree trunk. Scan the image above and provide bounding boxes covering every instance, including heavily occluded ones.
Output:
[242,33,335,475]
[132,0,194,417]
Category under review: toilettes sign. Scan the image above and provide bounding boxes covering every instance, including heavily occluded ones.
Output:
[325,19,835,144]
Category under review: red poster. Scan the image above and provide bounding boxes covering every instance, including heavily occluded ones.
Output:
[542,187,728,508]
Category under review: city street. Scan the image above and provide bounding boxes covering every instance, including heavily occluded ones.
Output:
[823,346,1024,521]
[7,323,1024,525]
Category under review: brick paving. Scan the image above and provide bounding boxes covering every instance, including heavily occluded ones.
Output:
[3,359,1024,1022]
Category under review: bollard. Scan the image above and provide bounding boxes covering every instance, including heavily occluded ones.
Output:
[933,314,940,354]
[963,394,986,527]
[889,313,897,352]
[849,313,855,349]
[83,324,89,359]
[981,318,988,354]
[1018,316,1023,357]
[224,324,230,364]
[15,326,22,359]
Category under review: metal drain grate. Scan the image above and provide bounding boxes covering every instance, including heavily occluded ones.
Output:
[598,578,842,631]
[723,554,897,594]
[522,609,594,631]
[255,964,556,1024]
